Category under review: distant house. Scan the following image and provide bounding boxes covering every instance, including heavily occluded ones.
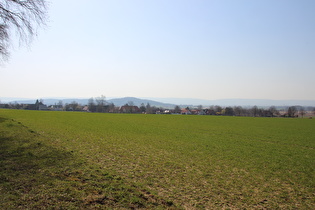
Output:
[181,108,191,115]
[109,106,120,113]
[0,104,9,109]
[49,105,63,111]
[199,109,207,115]
[38,104,49,111]
[120,105,141,113]
[190,109,200,115]
[82,106,89,112]
[23,104,37,110]
[163,109,171,114]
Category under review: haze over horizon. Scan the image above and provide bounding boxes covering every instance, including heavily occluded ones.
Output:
[1,0,314,101]
[2,96,315,108]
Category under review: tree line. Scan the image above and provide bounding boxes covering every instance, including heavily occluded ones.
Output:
[1,96,314,118]
[202,105,313,118]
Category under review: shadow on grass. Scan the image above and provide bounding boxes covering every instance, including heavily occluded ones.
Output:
[0,117,83,208]
[0,117,176,209]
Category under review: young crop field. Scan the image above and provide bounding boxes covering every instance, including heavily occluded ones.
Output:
[0,109,314,209]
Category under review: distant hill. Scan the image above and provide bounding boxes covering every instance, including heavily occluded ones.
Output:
[144,98,315,107]
[2,97,315,107]
[4,97,176,108]
[107,97,175,108]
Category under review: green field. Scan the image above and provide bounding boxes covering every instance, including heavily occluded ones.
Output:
[0,109,314,209]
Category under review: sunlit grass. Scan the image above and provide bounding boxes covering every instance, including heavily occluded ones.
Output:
[1,109,314,208]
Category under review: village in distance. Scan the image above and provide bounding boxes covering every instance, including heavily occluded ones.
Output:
[1,96,315,118]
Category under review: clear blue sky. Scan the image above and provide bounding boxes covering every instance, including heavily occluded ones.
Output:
[1,0,315,100]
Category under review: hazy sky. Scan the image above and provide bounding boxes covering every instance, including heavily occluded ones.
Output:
[1,0,315,100]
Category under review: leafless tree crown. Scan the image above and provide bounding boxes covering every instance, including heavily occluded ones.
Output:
[0,0,47,61]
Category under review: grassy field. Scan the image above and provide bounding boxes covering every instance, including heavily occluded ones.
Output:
[0,109,314,209]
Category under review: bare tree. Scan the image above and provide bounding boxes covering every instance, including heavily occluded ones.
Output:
[88,97,96,112]
[146,103,153,114]
[299,106,305,118]
[139,103,146,113]
[224,107,234,116]
[70,101,79,111]
[0,0,47,61]
[251,106,259,117]
[174,105,181,114]
[287,106,297,117]
[269,106,278,117]
[108,102,115,113]
[234,106,243,116]
[127,101,134,106]
[214,105,222,114]
[57,100,63,109]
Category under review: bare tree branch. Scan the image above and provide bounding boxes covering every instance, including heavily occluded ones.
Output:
[0,0,47,61]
